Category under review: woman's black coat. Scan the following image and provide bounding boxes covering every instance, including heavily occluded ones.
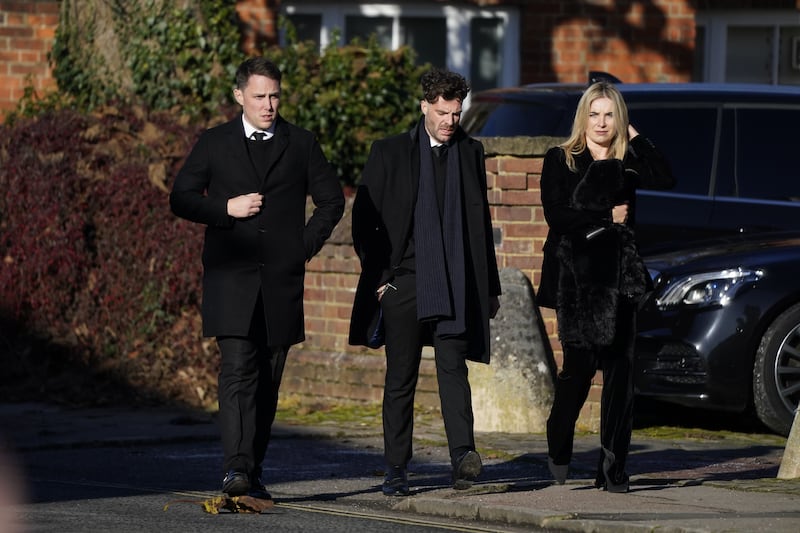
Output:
[537,135,675,312]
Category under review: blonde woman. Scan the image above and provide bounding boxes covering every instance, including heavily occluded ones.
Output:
[538,81,674,492]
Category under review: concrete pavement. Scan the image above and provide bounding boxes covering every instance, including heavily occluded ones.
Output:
[2,401,800,532]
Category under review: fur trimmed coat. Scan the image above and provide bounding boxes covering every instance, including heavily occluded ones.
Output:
[537,136,675,348]
[556,159,648,347]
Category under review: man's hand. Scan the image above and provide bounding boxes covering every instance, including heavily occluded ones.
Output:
[227,192,264,218]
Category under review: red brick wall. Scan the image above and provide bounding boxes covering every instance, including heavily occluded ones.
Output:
[519,0,696,83]
[0,0,59,118]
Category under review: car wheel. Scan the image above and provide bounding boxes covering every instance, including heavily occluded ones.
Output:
[753,303,800,436]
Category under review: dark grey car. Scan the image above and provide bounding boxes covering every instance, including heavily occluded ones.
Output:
[637,231,800,436]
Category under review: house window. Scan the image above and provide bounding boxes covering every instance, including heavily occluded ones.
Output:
[779,27,800,85]
[280,2,520,93]
[471,18,503,92]
[693,25,705,82]
[697,11,800,85]
[286,14,322,46]
[725,26,773,84]
[399,17,447,68]
[346,15,392,47]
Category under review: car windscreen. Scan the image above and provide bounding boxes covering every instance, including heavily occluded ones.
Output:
[461,101,573,137]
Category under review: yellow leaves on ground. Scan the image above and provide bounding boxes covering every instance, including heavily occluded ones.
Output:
[164,494,274,514]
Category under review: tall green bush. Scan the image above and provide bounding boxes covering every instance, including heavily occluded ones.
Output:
[45,2,427,186]
[50,0,241,119]
[269,28,426,185]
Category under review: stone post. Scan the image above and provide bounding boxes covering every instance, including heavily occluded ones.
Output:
[778,408,800,479]
[469,268,557,433]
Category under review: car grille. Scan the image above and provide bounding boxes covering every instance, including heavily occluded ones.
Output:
[638,341,707,384]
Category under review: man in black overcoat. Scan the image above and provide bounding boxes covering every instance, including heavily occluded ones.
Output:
[170,57,344,499]
[349,68,501,496]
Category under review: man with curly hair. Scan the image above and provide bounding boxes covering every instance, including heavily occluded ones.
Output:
[349,68,501,495]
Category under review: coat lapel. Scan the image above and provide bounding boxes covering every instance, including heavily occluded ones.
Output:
[258,118,290,191]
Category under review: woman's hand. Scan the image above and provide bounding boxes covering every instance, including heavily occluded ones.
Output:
[612,203,629,224]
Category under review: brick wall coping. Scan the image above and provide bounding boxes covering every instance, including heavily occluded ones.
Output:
[477,136,566,157]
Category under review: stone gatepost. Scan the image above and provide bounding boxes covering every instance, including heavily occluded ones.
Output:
[469,268,557,433]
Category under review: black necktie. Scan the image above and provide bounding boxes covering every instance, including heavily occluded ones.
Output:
[250,132,267,141]
[432,144,447,159]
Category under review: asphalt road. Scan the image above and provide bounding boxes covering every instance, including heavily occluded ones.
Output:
[6,413,535,533]
[2,400,797,533]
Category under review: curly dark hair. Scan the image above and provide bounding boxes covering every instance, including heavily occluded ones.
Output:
[420,68,470,103]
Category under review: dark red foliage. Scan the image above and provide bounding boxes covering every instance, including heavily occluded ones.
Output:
[0,107,217,407]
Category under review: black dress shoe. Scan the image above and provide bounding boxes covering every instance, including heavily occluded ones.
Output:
[452,450,481,490]
[597,450,630,493]
[548,457,568,485]
[221,470,249,496]
[248,475,272,500]
[382,465,409,496]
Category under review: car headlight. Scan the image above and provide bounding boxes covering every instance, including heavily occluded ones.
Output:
[654,267,763,310]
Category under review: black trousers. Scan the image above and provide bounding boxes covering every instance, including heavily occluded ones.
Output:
[546,300,636,483]
[216,299,288,479]
[380,273,475,468]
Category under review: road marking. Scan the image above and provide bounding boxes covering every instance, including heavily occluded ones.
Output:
[29,479,517,531]
[277,501,515,532]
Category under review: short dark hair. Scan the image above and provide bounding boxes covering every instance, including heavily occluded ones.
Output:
[420,68,470,103]
[235,57,282,90]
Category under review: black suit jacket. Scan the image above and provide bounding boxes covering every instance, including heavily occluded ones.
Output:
[170,115,344,343]
[348,122,501,363]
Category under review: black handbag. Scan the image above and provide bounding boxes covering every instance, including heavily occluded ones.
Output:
[367,307,385,348]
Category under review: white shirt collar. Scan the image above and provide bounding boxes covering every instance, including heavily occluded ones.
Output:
[242,116,275,140]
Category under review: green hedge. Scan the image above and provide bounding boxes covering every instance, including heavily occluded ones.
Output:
[41,2,427,187]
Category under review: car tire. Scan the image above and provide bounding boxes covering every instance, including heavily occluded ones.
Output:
[753,303,800,437]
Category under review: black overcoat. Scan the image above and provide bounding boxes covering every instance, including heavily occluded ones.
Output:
[348,123,501,363]
[170,115,344,344]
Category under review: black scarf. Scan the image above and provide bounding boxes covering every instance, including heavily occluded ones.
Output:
[414,123,466,336]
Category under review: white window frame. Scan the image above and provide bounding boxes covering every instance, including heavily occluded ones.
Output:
[280,2,520,93]
[696,10,800,84]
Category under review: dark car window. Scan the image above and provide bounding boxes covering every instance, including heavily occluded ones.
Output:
[462,101,573,137]
[733,108,800,202]
[627,106,718,197]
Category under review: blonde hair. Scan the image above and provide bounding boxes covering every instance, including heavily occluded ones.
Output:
[561,81,629,172]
